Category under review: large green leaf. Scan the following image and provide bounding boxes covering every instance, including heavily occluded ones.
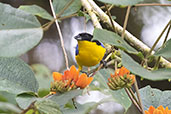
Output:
[48,89,83,107]
[154,39,171,59]
[94,69,132,113]
[97,0,144,6]
[93,28,137,54]
[0,102,22,114]
[19,5,53,21]
[0,57,39,94]
[35,99,62,114]
[0,3,43,57]
[16,93,37,109]
[121,51,171,80]
[53,0,81,17]
[139,86,171,110]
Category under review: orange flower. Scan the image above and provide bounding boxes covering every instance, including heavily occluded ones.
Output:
[145,105,171,114]
[107,66,135,90]
[50,65,93,93]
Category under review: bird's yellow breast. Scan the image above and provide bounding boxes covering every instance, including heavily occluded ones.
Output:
[75,41,106,69]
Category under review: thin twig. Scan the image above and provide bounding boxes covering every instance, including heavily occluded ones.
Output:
[43,0,74,31]
[122,6,131,39]
[145,20,171,58]
[153,23,171,69]
[134,78,145,114]
[125,88,142,113]
[104,4,117,33]
[128,88,141,108]
[49,0,69,69]
[135,3,171,7]
[162,23,171,46]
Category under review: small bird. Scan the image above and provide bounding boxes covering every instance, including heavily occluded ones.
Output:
[74,33,106,71]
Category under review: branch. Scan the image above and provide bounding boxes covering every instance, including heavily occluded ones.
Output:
[49,0,69,70]
[81,0,102,28]
[87,0,171,68]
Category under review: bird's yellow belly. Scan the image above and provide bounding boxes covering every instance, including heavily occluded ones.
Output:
[75,41,106,68]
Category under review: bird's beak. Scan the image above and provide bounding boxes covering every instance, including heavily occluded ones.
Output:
[74,35,82,40]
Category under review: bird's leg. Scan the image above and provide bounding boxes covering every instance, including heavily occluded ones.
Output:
[100,59,107,68]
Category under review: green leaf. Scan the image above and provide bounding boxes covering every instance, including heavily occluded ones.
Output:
[35,99,62,114]
[0,91,16,104]
[48,89,83,107]
[0,102,22,114]
[19,5,53,20]
[94,69,132,113]
[0,3,43,57]
[121,51,171,80]
[154,39,171,59]
[16,93,37,109]
[93,28,137,54]
[31,64,52,90]
[96,0,144,6]
[139,86,171,110]
[0,57,39,94]
[53,0,81,17]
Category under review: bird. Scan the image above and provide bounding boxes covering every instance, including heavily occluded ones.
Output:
[74,32,106,71]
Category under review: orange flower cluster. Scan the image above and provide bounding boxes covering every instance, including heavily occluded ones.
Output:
[107,66,135,90]
[145,105,171,114]
[50,65,93,93]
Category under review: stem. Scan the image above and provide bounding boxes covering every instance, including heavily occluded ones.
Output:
[125,88,142,113]
[145,20,171,58]
[153,23,171,70]
[134,78,145,114]
[104,4,117,33]
[135,3,171,7]
[49,0,69,70]
[128,88,141,108]
[162,23,171,47]
[122,6,131,39]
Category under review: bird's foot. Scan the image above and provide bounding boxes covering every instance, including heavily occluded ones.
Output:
[100,60,107,69]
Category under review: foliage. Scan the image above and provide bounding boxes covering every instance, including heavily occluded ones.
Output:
[0,0,171,114]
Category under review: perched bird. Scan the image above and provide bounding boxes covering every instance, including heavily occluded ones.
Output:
[74,33,106,71]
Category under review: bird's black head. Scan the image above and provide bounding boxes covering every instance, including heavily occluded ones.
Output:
[74,33,93,41]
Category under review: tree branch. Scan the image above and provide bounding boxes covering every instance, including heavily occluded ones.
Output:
[81,0,102,28]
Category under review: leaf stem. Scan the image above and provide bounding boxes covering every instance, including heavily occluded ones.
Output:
[104,4,117,33]
[153,22,171,70]
[49,0,69,70]
[146,20,171,58]
[122,6,131,39]
[125,88,142,113]
[134,78,145,114]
